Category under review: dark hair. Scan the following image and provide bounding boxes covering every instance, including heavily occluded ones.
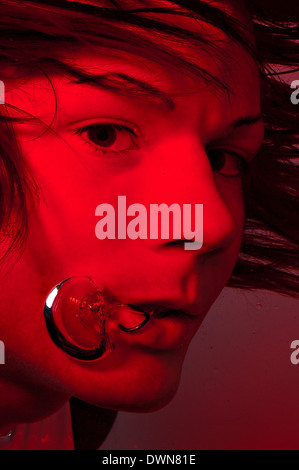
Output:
[0,0,298,295]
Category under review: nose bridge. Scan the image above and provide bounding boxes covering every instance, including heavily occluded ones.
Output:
[139,134,238,251]
[142,134,208,200]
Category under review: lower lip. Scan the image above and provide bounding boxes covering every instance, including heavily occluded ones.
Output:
[109,310,195,351]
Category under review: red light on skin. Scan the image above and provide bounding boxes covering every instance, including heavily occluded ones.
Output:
[0,0,264,428]
[95,196,203,250]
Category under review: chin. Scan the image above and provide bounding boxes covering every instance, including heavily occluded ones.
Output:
[120,376,181,414]
[95,378,180,414]
[70,349,185,414]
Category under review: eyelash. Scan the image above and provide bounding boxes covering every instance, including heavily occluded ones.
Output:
[207,148,248,178]
[73,122,139,157]
[73,122,249,178]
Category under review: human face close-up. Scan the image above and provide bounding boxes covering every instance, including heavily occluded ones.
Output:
[0,2,264,426]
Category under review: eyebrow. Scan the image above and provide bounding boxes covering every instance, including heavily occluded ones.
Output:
[70,72,176,110]
[70,70,263,128]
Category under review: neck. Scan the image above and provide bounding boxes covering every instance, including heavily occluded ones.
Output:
[0,377,69,432]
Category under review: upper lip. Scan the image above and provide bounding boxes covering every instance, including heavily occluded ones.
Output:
[106,285,201,318]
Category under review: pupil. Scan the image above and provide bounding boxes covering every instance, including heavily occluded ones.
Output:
[208,150,225,172]
[91,125,117,147]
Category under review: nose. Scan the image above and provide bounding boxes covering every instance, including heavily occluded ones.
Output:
[137,133,240,254]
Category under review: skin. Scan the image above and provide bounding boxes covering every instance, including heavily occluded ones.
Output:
[0,1,264,433]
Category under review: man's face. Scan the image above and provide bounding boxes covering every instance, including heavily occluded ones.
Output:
[0,2,263,419]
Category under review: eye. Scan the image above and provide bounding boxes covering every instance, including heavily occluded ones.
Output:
[207,148,247,178]
[74,123,139,157]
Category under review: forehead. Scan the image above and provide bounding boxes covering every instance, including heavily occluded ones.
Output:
[7,0,260,129]
[61,45,259,105]
[57,5,259,116]
[63,0,257,90]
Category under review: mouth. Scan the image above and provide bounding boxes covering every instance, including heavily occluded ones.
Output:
[111,301,197,351]
[128,303,192,319]
[115,301,192,332]
[44,276,199,361]
[128,303,187,316]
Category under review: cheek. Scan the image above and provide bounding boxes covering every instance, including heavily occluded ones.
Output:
[217,178,245,276]
[219,179,245,288]
[215,176,245,231]
[194,177,245,304]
